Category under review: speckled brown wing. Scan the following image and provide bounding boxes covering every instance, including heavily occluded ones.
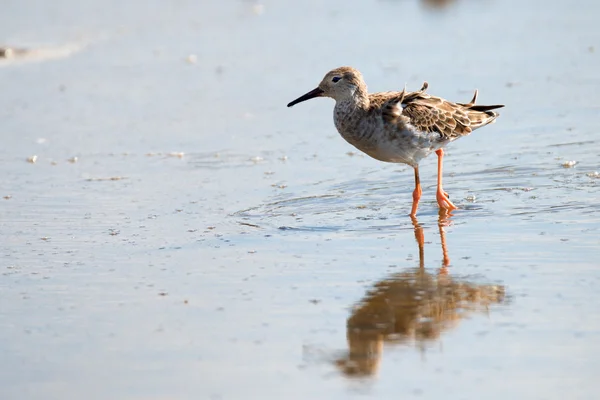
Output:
[402,94,504,140]
[378,82,429,124]
[378,91,406,123]
[403,97,472,139]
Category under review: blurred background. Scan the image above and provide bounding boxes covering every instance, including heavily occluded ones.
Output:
[1,1,599,399]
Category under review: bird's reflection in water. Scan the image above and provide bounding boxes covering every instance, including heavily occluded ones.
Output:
[335,211,505,377]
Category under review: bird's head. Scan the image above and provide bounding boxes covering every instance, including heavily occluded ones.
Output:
[287,66,366,107]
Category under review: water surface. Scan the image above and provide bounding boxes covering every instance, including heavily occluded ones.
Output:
[1,0,600,399]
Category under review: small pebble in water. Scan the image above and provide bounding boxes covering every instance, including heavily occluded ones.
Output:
[561,160,577,168]
[186,54,197,64]
[68,156,78,163]
[586,171,600,179]
[252,4,265,15]
[27,155,37,163]
[0,47,15,58]
[465,195,476,202]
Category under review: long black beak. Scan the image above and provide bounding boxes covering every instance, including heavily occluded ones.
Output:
[287,87,324,107]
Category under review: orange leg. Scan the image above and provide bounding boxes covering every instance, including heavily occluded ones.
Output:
[435,149,457,211]
[410,166,422,217]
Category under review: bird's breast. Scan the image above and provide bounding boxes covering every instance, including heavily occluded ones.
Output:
[334,116,440,166]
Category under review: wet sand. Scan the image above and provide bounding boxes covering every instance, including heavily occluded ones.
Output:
[1,0,600,399]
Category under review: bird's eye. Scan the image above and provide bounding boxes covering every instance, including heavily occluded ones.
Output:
[332,76,341,83]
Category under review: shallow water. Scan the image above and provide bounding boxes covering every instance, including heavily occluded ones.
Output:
[1,0,600,399]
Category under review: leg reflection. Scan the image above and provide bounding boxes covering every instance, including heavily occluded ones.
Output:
[438,208,452,271]
[411,211,453,272]
[410,215,425,269]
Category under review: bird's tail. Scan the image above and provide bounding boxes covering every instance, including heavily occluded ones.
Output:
[467,104,504,129]
[459,89,504,129]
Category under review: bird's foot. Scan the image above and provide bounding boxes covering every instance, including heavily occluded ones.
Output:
[436,190,457,211]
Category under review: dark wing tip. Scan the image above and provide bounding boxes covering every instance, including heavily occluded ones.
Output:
[469,104,505,112]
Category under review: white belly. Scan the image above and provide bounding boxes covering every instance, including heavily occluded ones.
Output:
[347,132,442,167]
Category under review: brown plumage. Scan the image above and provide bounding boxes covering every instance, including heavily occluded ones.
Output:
[287,66,504,216]
[377,81,503,140]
